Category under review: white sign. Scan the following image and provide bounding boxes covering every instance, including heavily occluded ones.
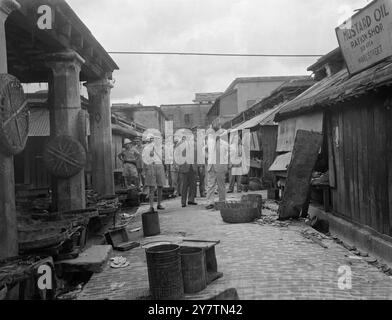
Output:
[336,0,392,75]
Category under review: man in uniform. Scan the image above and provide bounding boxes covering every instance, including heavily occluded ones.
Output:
[118,138,140,189]
[144,136,166,213]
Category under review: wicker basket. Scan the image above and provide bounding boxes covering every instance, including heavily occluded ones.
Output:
[220,201,259,224]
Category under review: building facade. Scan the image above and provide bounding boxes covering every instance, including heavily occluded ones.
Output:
[112,104,167,133]
[207,76,309,128]
[161,92,222,130]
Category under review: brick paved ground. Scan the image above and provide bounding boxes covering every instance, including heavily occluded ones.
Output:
[78,191,392,300]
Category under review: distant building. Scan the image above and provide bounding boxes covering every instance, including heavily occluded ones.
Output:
[161,92,222,131]
[207,76,310,128]
[112,103,168,133]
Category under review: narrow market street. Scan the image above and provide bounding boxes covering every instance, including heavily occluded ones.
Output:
[78,192,392,300]
[2,0,392,305]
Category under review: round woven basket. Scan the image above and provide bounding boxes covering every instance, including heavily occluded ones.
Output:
[220,201,259,224]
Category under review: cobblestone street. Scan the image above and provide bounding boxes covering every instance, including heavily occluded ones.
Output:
[78,191,392,300]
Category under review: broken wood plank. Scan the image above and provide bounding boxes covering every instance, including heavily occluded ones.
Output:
[278,130,323,220]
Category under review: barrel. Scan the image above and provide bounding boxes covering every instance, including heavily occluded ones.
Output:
[146,244,184,300]
[142,212,161,237]
[180,247,207,294]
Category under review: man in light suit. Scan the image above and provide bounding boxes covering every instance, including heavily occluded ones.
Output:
[178,137,198,208]
[205,130,229,210]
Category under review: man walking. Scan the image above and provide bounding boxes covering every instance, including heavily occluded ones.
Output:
[205,130,229,210]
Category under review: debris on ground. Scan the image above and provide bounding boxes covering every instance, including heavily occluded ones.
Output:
[110,282,126,291]
[255,215,291,228]
[300,229,329,249]
[332,237,392,277]
[110,256,129,269]
[305,216,329,234]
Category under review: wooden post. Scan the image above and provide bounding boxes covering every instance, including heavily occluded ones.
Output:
[45,50,86,211]
[85,78,115,196]
[0,0,20,260]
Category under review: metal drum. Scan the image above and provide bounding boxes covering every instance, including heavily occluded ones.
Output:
[180,247,207,294]
[145,244,184,300]
[142,212,160,237]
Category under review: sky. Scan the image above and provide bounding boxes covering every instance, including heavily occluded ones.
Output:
[63,0,371,106]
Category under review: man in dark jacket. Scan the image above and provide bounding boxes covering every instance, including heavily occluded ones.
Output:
[178,137,198,208]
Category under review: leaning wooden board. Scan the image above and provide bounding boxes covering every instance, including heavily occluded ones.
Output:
[278,130,323,220]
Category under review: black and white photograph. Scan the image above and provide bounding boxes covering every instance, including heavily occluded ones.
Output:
[0,0,392,308]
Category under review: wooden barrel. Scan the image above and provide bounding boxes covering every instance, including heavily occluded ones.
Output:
[0,74,29,155]
[43,135,87,178]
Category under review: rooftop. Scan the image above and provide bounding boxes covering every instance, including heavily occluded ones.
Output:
[6,0,118,82]
[275,57,392,121]
[225,75,310,93]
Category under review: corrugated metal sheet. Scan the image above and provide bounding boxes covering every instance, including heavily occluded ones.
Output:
[230,101,290,131]
[29,108,50,137]
[275,58,392,120]
[269,152,292,172]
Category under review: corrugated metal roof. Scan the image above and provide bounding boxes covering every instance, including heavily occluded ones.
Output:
[29,108,50,137]
[230,101,290,131]
[276,58,392,121]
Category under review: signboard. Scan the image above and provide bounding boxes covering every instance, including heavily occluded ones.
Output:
[336,0,392,75]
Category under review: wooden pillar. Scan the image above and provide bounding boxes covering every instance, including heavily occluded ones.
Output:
[45,50,86,211]
[85,78,115,196]
[0,0,20,260]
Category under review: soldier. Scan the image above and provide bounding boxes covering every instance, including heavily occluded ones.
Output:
[118,138,140,189]
[144,136,166,213]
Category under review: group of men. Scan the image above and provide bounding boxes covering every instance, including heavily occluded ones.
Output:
[118,127,245,213]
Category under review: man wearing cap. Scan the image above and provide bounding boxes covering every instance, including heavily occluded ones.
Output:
[118,138,141,189]
[144,136,166,213]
